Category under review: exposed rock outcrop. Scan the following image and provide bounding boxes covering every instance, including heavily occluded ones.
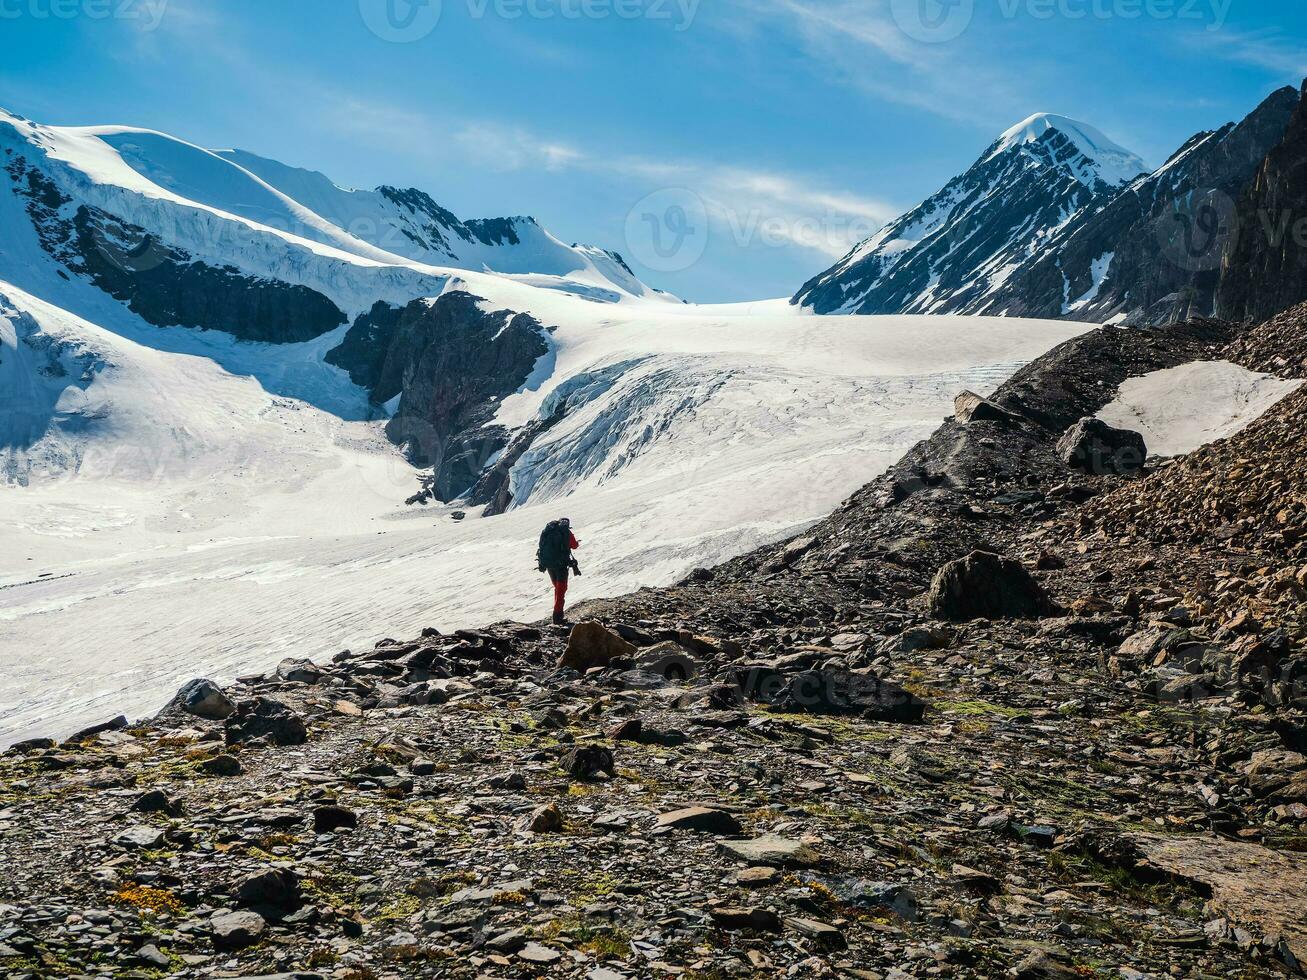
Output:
[327,290,549,501]
[8,160,347,343]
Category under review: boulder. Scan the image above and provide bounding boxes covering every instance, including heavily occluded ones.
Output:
[1131,832,1307,968]
[200,754,242,776]
[519,803,564,833]
[770,668,925,723]
[721,834,820,867]
[560,745,616,779]
[954,390,1016,424]
[274,658,324,684]
[1240,749,1307,797]
[557,622,636,672]
[313,804,358,833]
[1056,417,1147,475]
[235,867,301,912]
[210,910,266,951]
[632,641,699,680]
[163,679,235,721]
[132,789,182,816]
[927,550,1055,621]
[224,697,308,746]
[710,906,782,931]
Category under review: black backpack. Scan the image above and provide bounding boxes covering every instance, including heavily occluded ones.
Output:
[537,521,570,570]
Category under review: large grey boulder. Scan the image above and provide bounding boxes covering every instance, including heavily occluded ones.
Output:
[1057,417,1147,474]
[161,679,235,720]
[928,550,1055,621]
[557,622,636,672]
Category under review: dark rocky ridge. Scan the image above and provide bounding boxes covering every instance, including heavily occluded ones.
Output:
[328,291,549,501]
[6,158,347,344]
[795,82,1306,329]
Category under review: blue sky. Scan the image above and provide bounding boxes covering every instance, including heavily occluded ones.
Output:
[3,0,1306,301]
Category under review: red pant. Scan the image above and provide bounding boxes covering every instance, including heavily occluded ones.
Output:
[549,569,569,615]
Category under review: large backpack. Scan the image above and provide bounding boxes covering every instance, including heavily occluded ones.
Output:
[537,520,570,571]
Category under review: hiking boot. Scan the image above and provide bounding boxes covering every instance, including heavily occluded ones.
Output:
[552,611,566,626]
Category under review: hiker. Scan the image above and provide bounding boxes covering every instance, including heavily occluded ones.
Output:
[537,517,580,626]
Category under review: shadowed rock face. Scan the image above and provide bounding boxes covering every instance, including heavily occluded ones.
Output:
[1218,80,1307,326]
[8,160,347,344]
[328,291,548,501]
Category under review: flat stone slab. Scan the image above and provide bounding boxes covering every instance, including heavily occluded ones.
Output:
[656,805,742,835]
[720,834,820,867]
[1131,832,1307,966]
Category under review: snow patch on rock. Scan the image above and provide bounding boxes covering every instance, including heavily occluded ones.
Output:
[1097,360,1302,457]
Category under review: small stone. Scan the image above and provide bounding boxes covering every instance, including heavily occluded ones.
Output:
[710,906,782,931]
[164,678,236,720]
[114,826,165,849]
[782,916,845,949]
[517,941,562,964]
[201,754,242,776]
[520,803,564,833]
[135,944,170,968]
[313,804,358,833]
[211,909,265,951]
[736,866,781,887]
[132,789,182,816]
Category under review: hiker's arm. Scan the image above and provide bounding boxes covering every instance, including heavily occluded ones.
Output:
[569,533,579,549]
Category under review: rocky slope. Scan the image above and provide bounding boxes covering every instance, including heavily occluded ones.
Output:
[4,304,1307,979]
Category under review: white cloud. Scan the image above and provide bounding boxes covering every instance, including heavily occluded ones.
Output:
[326,99,899,257]
[1180,28,1307,79]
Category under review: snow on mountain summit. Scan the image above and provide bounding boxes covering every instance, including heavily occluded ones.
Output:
[988,112,1148,188]
[793,113,1147,316]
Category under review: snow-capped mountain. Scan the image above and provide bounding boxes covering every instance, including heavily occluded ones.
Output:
[0,108,664,332]
[982,85,1301,325]
[793,113,1148,315]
